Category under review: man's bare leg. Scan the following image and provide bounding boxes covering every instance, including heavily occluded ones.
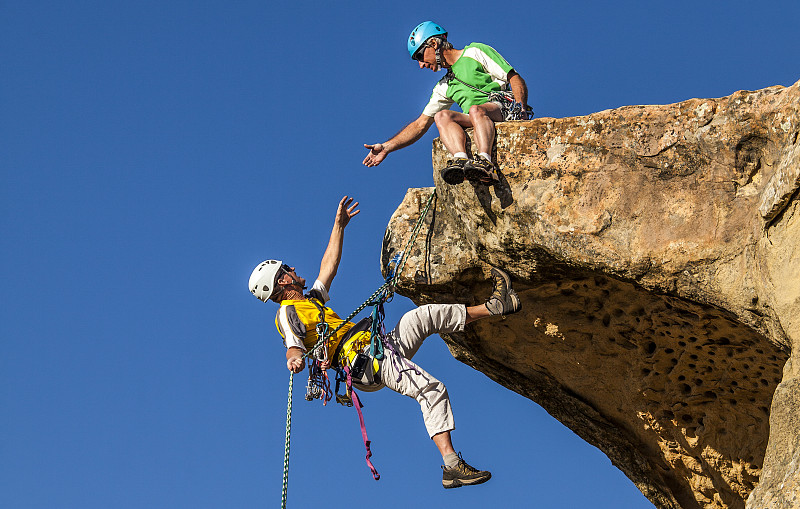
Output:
[468,102,504,157]
[465,304,491,324]
[434,109,474,156]
[433,430,456,456]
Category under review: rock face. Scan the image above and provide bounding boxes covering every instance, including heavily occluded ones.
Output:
[382,81,800,509]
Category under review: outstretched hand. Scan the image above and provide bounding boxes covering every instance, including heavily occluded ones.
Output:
[363,143,388,167]
[335,195,360,229]
[317,196,360,291]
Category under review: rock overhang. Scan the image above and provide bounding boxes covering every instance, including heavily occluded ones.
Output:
[382,80,800,509]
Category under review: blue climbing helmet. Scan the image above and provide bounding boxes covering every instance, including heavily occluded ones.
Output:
[407,21,447,59]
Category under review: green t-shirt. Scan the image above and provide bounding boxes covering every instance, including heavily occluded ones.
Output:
[422,42,514,115]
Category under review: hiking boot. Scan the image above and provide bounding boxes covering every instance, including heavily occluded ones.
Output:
[442,453,492,489]
[441,158,468,185]
[485,267,521,316]
[464,157,499,184]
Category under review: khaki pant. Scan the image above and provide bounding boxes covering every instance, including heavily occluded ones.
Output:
[354,304,466,438]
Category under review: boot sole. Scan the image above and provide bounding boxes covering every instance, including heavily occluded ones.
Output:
[442,472,492,489]
[464,167,494,183]
[441,167,465,185]
[506,289,522,314]
[464,163,498,184]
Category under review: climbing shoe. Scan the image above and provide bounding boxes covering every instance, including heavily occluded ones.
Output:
[441,157,468,185]
[485,267,521,316]
[464,157,499,184]
[442,453,492,489]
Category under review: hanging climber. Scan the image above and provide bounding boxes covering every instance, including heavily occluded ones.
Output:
[249,195,522,489]
[363,21,533,185]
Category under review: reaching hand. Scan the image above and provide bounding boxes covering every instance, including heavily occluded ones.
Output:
[363,143,388,167]
[316,196,360,291]
[335,195,360,229]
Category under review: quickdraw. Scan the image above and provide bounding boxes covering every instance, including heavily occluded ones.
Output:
[304,305,332,404]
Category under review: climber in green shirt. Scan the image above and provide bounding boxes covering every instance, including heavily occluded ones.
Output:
[363,21,532,185]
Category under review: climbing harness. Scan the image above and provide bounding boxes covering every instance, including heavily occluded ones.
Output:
[279,189,436,508]
[443,70,534,121]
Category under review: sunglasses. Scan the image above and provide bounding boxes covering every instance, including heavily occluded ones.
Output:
[279,264,293,274]
[412,43,429,61]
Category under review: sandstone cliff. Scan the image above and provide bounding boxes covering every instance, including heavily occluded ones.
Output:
[382,80,800,509]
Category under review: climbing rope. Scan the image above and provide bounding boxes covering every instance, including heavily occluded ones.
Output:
[281,373,293,509]
[390,188,438,286]
[279,188,436,507]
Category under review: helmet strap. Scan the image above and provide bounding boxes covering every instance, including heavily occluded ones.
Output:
[271,274,306,301]
[270,286,285,302]
[282,273,307,292]
[292,275,307,291]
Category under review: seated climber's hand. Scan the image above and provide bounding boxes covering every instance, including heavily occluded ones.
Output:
[363,143,388,167]
[521,103,534,120]
[509,102,529,121]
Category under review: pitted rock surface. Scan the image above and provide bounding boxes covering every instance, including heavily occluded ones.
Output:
[382,81,799,509]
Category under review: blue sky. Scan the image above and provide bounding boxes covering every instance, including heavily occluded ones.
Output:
[2,1,797,508]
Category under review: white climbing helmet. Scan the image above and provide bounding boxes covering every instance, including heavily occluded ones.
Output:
[249,259,284,302]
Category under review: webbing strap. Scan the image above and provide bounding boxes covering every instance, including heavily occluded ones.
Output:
[382,333,421,383]
[345,366,380,480]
